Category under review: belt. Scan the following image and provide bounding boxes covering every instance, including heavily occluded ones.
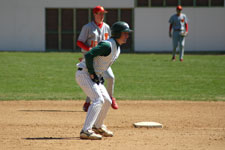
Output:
[174,29,183,31]
[78,68,83,71]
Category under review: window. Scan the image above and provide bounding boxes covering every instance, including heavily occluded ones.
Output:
[121,9,133,51]
[137,0,149,7]
[46,9,59,50]
[181,0,194,6]
[46,8,134,52]
[135,0,224,7]
[76,9,89,50]
[105,9,118,27]
[196,0,209,6]
[151,0,164,7]
[61,9,73,50]
[211,0,224,6]
[166,0,179,6]
[76,9,89,32]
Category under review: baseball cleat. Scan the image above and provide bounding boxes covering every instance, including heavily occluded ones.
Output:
[80,130,102,140]
[172,56,176,61]
[83,102,91,112]
[92,126,113,137]
[111,97,118,109]
[180,58,183,62]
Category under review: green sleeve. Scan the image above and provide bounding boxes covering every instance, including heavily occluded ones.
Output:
[85,42,111,74]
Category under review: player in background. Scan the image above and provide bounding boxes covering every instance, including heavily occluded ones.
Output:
[169,5,188,62]
[77,6,118,111]
[76,21,133,140]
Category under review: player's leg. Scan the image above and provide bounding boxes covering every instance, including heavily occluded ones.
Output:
[103,67,118,109]
[172,31,179,61]
[76,70,104,140]
[83,97,91,112]
[179,36,185,61]
[103,67,115,97]
[81,52,91,112]
[93,84,113,137]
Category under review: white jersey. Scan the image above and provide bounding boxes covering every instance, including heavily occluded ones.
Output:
[77,38,120,75]
[78,21,111,53]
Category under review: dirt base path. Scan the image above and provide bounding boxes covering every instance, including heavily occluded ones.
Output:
[0,100,225,150]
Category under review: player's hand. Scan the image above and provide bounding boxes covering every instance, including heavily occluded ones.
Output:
[100,77,104,84]
[169,32,172,38]
[90,73,100,84]
[180,31,188,37]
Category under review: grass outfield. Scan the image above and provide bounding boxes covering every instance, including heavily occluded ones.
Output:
[0,52,224,101]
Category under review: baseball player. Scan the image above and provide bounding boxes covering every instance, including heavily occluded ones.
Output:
[75,21,133,140]
[77,6,118,112]
[169,5,188,61]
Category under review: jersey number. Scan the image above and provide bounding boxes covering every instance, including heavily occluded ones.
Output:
[104,33,109,40]
[91,41,98,48]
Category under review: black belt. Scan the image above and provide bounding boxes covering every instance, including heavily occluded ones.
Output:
[78,68,83,71]
[174,29,183,31]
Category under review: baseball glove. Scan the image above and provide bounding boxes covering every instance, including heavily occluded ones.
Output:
[91,74,104,85]
[91,73,100,85]
[100,77,104,84]
[180,31,188,37]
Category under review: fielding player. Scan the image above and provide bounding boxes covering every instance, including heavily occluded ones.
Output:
[75,21,133,140]
[77,6,118,111]
[169,5,188,62]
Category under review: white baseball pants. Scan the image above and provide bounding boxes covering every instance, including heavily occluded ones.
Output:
[76,68,112,131]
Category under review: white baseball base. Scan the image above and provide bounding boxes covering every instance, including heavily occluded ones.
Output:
[133,122,163,128]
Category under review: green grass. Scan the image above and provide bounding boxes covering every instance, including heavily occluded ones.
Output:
[0,52,225,101]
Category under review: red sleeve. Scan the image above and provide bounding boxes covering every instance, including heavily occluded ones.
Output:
[169,24,172,32]
[185,23,188,32]
[77,40,91,51]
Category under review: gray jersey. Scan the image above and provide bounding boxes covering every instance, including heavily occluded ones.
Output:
[78,21,111,53]
[169,13,188,31]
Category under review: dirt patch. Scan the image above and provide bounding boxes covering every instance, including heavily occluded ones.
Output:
[0,100,225,150]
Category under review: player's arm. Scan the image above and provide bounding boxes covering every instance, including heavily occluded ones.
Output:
[184,15,188,35]
[168,16,173,38]
[185,23,188,33]
[169,24,173,38]
[77,25,92,51]
[85,42,111,75]
[77,40,91,51]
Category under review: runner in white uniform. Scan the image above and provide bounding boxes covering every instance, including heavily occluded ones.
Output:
[75,21,133,140]
[77,6,118,111]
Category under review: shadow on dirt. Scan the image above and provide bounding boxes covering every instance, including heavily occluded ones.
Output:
[23,137,80,140]
[19,110,83,112]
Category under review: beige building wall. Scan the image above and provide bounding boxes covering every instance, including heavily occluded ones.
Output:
[135,7,225,52]
[0,0,224,52]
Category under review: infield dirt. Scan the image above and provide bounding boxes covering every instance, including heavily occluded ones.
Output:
[0,100,225,150]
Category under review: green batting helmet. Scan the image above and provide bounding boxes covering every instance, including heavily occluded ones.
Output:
[111,21,133,38]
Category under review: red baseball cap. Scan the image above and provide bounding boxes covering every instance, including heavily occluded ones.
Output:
[93,6,108,14]
[176,5,183,10]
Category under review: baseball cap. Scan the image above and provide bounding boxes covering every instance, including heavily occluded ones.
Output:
[176,5,183,10]
[93,6,108,14]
